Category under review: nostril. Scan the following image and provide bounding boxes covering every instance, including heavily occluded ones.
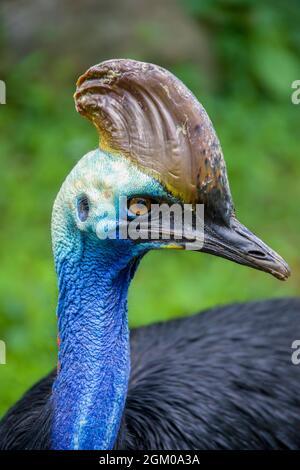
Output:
[248,250,266,258]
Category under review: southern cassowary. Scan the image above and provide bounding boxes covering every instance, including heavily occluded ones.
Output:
[0,59,299,450]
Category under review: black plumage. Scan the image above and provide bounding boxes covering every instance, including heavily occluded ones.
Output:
[1,298,300,450]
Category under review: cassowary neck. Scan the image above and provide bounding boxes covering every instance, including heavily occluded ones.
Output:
[51,234,134,450]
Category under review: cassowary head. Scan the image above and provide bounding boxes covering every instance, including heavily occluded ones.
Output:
[52,59,290,281]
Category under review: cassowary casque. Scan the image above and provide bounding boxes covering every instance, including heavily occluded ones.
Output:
[0,59,298,451]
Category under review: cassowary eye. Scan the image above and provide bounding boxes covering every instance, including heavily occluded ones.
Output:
[77,195,90,222]
[127,197,152,219]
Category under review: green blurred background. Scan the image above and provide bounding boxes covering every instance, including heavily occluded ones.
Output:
[0,0,300,416]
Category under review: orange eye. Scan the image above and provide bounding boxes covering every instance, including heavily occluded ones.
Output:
[127,197,152,218]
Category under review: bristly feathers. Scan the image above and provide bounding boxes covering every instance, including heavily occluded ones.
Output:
[0,59,297,451]
[1,299,300,450]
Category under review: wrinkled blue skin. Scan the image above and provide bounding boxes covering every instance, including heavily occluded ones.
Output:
[51,149,178,450]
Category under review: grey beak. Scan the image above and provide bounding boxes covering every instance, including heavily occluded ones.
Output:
[201,216,291,281]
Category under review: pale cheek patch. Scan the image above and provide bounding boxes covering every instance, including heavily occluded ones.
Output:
[56,149,171,241]
[102,160,131,188]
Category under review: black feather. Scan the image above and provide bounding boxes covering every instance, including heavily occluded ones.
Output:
[1,298,300,450]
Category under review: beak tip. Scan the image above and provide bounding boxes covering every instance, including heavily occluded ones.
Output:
[272,261,291,281]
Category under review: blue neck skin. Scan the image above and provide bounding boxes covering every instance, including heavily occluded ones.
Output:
[51,233,138,450]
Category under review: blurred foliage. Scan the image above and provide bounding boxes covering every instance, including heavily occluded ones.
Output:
[0,0,300,415]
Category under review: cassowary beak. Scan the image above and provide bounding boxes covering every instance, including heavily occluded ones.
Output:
[200,216,291,281]
[74,59,291,282]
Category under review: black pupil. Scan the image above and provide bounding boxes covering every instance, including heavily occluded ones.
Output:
[128,198,150,217]
[77,195,89,222]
